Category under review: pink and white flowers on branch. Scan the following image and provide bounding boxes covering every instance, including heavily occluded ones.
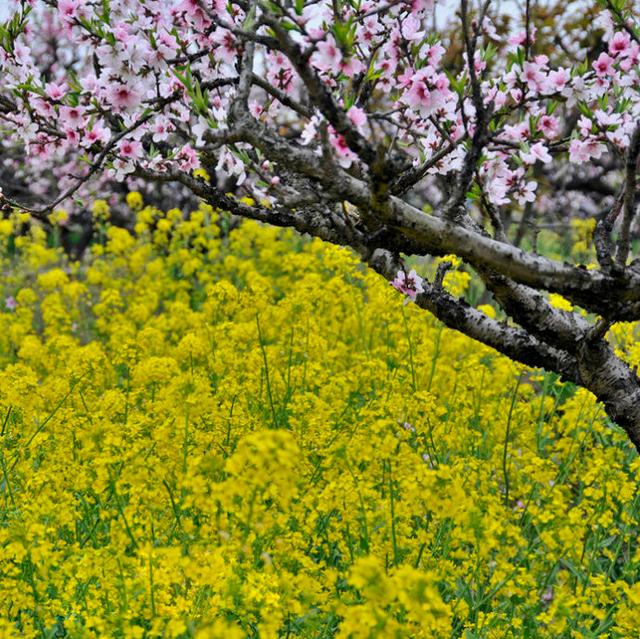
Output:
[0,0,636,218]
[391,269,425,303]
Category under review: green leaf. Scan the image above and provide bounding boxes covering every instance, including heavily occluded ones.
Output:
[515,46,525,68]
[576,101,592,118]
[192,80,209,115]
[332,18,356,50]
[482,43,497,63]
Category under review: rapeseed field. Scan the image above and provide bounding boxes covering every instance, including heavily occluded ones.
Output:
[0,199,639,638]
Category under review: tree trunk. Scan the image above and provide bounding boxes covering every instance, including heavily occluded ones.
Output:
[578,340,640,451]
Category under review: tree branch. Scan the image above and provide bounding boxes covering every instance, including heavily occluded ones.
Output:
[615,124,640,267]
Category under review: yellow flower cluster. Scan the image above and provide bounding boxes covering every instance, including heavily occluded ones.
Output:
[0,201,638,638]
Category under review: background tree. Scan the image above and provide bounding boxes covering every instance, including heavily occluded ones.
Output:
[2,0,640,448]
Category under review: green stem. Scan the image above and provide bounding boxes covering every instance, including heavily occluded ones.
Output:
[502,372,523,507]
[401,306,417,392]
[256,314,279,429]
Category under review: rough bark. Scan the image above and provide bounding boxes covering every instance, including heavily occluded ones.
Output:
[578,340,640,450]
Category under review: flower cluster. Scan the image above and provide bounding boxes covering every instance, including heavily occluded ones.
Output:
[0,199,638,637]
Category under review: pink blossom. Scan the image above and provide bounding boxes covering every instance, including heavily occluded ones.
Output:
[577,116,593,136]
[4,296,16,311]
[82,121,111,147]
[409,0,434,15]
[58,0,78,22]
[400,70,449,117]
[29,134,55,159]
[401,16,424,41]
[503,122,530,142]
[520,142,552,165]
[3,0,640,270]
[486,178,510,206]
[537,115,560,138]
[508,28,536,49]
[177,0,210,29]
[176,144,199,172]
[423,43,446,67]
[569,138,605,163]
[314,37,342,74]
[340,57,366,78]
[328,128,357,168]
[266,51,295,93]
[592,52,615,77]
[300,117,320,146]
[33,99,55,118]
[607,127,629,148]
[481,17,500,41]
[347,105,367,131]
[59,106,85,130]
[482,158,512,206]
[211,28,237,65]
[547,68,570,92]
[108,158,136,181]
[609,32,631,57]
[106,82,141,112]
[509,31,527,48]
[64,129,80,146]
[216,148,247,186]
[404,79,432,113]
[157,31,179,58]
[510,87,524,103]
[594,109,622,128]
[397,66,415,89]
[249,101,264,119]
[112,21,133,44]
[153,116,175,143]
[391,269,425,302]
[516,180,537,205]
[357,16,382,50]
[595,11,615,40]
[521,61,546,92]
[45,81,67,100]
[621,43,640,71]
[117,139,143,160]
[475,55,487,74]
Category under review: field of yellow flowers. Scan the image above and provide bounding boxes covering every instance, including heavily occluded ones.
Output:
[0,199,640,638]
